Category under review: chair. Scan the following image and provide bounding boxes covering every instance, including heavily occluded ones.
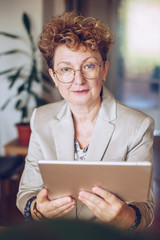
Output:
[0,156,25,225]
[0,156,24,180]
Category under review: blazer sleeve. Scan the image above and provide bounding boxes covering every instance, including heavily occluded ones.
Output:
[16,109,45,214]
[126,116,155,231]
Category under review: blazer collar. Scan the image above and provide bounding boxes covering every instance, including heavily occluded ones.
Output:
[54,102,75,161]
[85,86,117,161]
[99,86,117,122]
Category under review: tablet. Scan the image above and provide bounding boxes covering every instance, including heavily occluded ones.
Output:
[38,160,152,202]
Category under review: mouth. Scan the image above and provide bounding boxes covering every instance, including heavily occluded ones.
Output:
[73,89,89,94]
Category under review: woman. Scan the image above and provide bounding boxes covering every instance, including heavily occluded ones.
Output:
[17,11,154,231]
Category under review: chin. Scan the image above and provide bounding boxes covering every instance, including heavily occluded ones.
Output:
[66,93,86,103]
[72,100,89,106]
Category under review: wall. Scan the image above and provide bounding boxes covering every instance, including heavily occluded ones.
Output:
[0,0,66,154]
[0,0,43,154]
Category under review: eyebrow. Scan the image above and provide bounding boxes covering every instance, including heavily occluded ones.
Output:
[56,56,99,67]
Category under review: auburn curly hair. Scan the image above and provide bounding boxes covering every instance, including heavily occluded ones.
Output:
[38,11,113,68]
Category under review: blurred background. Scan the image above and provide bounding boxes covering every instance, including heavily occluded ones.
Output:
[0,0,160,154]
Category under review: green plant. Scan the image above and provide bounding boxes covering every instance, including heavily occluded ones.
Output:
[0,12,53,121]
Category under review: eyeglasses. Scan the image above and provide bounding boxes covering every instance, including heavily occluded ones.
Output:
[53,61,104,83]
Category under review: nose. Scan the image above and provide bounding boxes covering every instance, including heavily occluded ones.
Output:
[73,69,86,85]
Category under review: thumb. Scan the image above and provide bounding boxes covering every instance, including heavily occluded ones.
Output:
[37,188,48,203]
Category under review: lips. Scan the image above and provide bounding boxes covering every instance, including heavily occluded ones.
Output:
[73,89,89,94]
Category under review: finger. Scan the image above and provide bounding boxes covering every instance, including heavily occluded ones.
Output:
[78,191,112,223]
[78,190,96,202]
[54,202,75,218]
[78,196,94,211]
[37,192,75,218]
[78,191,118,223]
[78,191,107,210]
[37,188,48,203]
[44,196,75,216]
[92,186,119,204]
[49,196,74,209]
[78,192,107,222]
[46,201,75,218]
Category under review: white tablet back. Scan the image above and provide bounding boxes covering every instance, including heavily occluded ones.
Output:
[38,160,152,202]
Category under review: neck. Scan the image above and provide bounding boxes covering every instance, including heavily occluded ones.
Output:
[69,98,101,149]
[69,98,101,125]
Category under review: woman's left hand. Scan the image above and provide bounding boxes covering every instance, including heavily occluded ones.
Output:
[78,186,136,230]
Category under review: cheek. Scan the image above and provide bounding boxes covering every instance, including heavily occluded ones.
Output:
[57,84,71,97]
[92,78,103,90]
[94,78,103,93]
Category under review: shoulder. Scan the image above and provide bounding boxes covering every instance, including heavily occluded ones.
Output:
[102,86,154,128]
[114,101,155,141]
[35,100,66,117]
[116,100,154,126]
[30,100,67,128]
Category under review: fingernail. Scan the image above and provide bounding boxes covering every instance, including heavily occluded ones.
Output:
[78,193,84,199]
[78,195,82,201]
[79,191,85,195]
[92,186,99,191]
[70,204,75,209]
[65,197,72,202]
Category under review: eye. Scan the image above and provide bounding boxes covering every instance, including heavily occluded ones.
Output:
[59,67,72,73]
[84,63,96,70]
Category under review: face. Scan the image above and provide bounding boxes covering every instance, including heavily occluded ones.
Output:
[49,44,109,108]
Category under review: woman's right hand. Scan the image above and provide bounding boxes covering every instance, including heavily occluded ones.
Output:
[31,188,76,220]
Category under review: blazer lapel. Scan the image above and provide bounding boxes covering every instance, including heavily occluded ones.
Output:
[85,118,115,161]
[86,86,117,162]
[53,103,75,161]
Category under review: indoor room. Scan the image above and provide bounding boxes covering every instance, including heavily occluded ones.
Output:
[0,0,160,238]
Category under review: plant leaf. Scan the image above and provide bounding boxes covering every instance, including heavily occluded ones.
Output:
[0,68,16,76]
[21,106,28,120]
[1,98,12,110]
[8,67,24,88]
[35,75,41,83]
[0,50,20,56]
[15,99,22,109]
[31,64,41,83]
[0,49,30,57]
[17,84,25,94]
[0,32,21,39]
[23,13,31,35]
[22,12,36,55]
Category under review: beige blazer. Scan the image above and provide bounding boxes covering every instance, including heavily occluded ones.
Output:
[17,86,155,230]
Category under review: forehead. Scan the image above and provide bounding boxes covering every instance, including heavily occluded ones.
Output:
[53,44,102,66]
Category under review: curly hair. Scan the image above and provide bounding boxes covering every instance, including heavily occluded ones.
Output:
[38,11,113,68]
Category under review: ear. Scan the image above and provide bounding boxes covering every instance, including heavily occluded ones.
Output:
[102,60,109,80]
[49,68,58,86]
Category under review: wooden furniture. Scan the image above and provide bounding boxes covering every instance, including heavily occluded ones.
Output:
[0,156,25,224]
[1,139,27,216]
[4,139,28,156]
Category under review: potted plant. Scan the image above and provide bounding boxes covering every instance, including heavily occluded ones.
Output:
[0,13,54,145]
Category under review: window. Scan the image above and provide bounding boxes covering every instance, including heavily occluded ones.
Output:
[116,0,160,109]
